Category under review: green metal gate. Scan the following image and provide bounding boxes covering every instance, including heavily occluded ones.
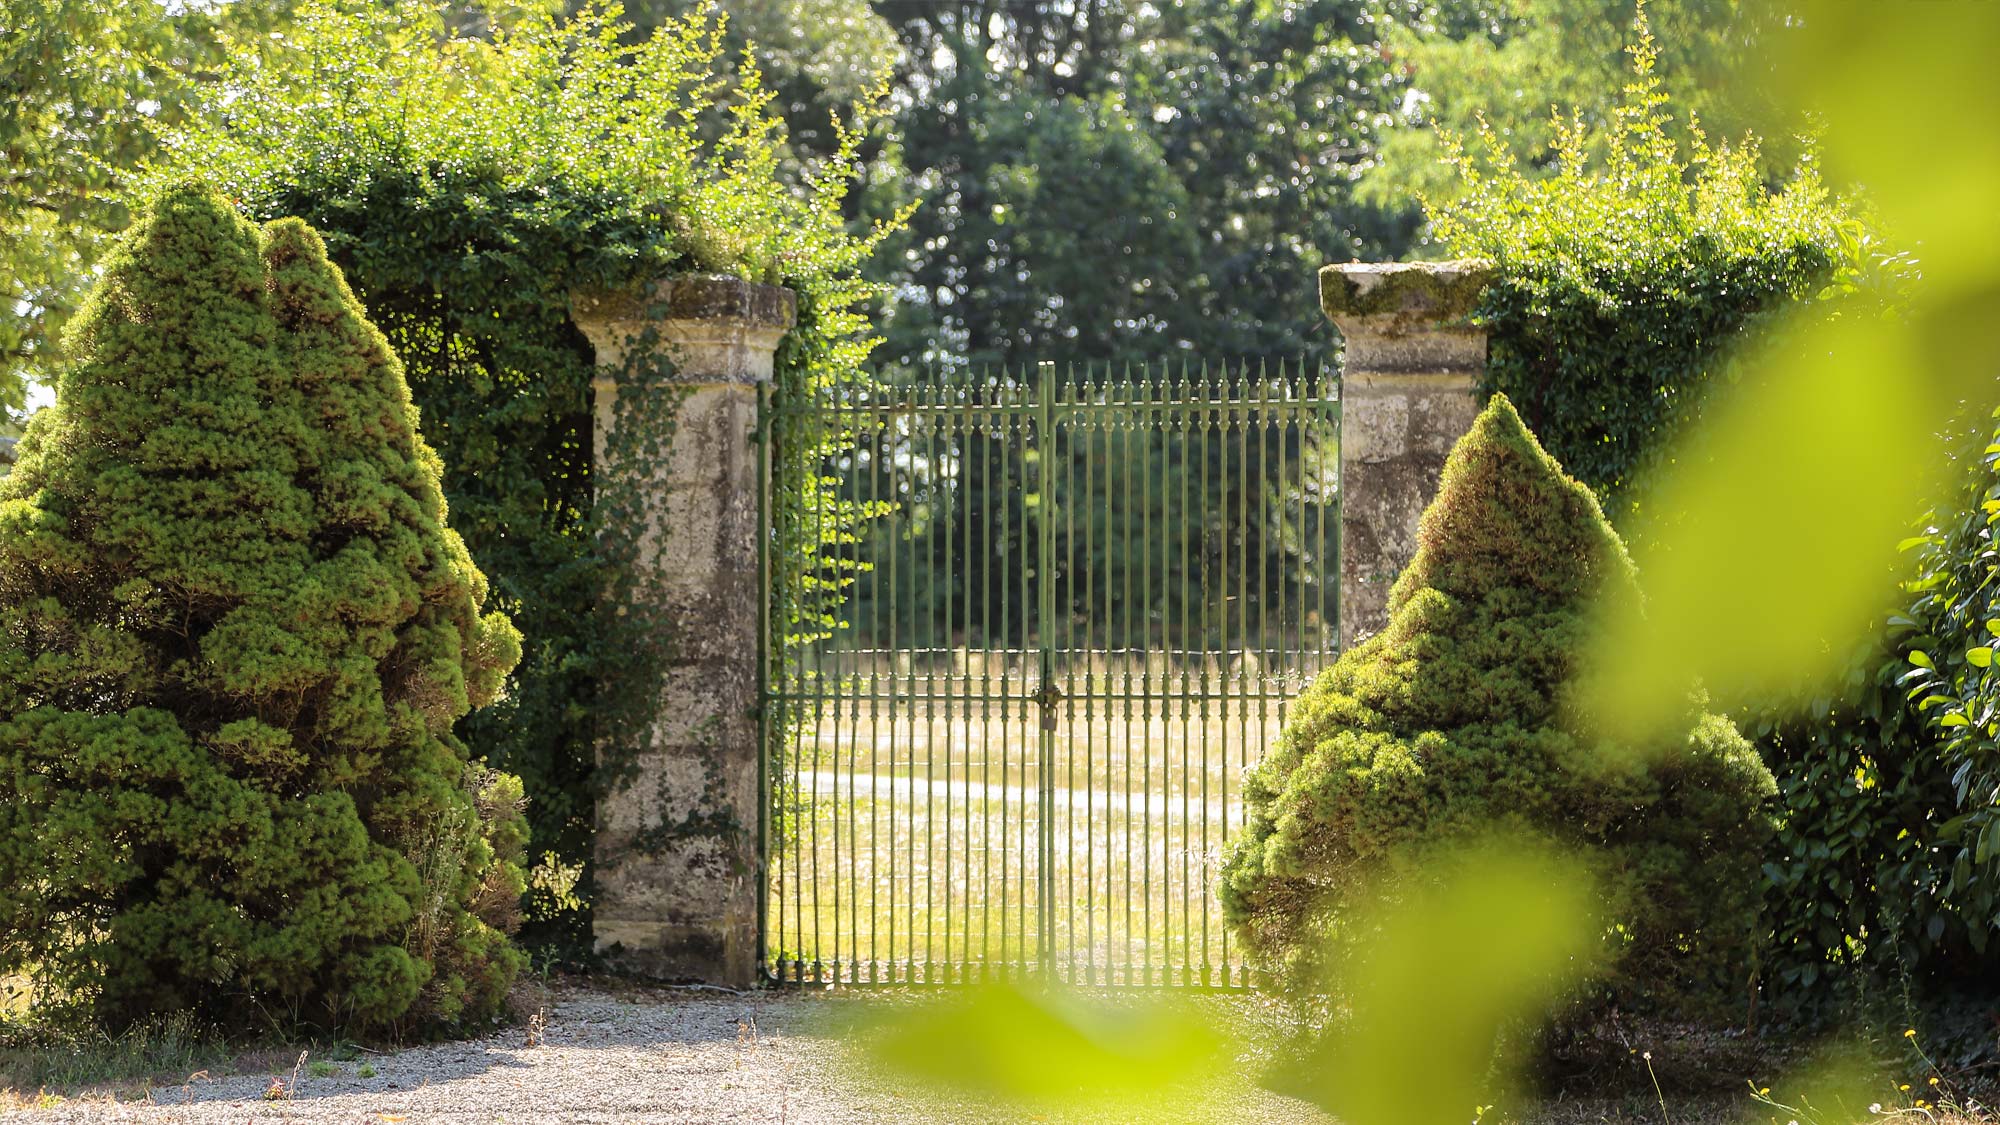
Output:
[762,360,1341,987]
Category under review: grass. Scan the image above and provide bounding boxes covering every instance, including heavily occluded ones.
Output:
[767,675,1304,985]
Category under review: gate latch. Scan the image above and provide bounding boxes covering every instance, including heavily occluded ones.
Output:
[1030,682,1065,732]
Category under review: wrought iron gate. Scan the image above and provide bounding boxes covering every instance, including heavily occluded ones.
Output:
[761,361,1341,987]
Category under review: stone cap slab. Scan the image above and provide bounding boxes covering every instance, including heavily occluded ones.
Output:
[575,273,798,332]
[1319,260,1493,332]
[573,274,797,383]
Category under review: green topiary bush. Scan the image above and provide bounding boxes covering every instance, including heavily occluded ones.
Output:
[0,184,525,1035]
[1219,395,1776,1010]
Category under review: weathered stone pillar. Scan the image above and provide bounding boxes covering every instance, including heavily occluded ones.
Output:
[571,274,795,987]
[1320,261,1493,645]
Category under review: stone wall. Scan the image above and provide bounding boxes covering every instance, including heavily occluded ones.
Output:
[1321,261,1493,644]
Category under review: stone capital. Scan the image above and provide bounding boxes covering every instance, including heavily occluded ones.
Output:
[573,274,797,383]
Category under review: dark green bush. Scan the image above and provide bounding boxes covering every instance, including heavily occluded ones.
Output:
[1219,395,1775,1009]
[0,184,525,1034]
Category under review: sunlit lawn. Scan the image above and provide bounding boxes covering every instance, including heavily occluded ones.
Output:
[767,682,1301,987]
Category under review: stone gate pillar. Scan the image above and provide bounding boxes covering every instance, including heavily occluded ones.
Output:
[572,274,796,987]
[1321,261,1493,645]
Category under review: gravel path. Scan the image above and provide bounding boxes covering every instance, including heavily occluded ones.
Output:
[8,985,1332,1125]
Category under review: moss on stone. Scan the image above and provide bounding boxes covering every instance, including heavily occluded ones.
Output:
[1318,260,1494,323]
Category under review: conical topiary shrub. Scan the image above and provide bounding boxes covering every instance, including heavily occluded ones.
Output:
[0,185,526,1033]
[1220,394,1774,1009]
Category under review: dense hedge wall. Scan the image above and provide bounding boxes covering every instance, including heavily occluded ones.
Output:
[157,2,894,959]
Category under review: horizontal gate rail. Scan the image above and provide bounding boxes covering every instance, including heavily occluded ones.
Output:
[762,359,1341,988]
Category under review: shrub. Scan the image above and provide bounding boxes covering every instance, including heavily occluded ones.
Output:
[156,1,897,955]
[1219,395,1776,1010]
[0,184,525,1034]
[1427,10,1850,531]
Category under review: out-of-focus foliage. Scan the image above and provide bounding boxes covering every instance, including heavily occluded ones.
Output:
[873,839,1598,1125]
[873,982,1226,1109]
[1277,839,1598,1125]
[1366,0,1797,208]
[159,0,896,959]
[1889,409,2000,968]
[1427,8,1849,529]
[1220,397,1774,1011]
[1584,0,2000,733]
[0,186,524,1034]
[0,0,307,413]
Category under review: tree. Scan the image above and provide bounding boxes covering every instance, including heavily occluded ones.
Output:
[0,0,305,414]
[0,184,525,1032]
[1220,395,1775,1009]
[1362,0,1801,211]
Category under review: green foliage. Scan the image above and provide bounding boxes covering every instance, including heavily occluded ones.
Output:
[1219,396,1775,1010]
[157,0,893,955]
[1748,640,1965,1016]
[0,0,303,411]
[0,185,525,1034]
[1881,410,2000,973]
[1427,10,1848,529]
[1366,0,1801,208]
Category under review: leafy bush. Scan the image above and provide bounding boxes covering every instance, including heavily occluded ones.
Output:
[1882,410,2000,970]
[1219,395,1775,1010]
[157,1,895,956]
[0,184,525,1034]
[1427,12,1849,530]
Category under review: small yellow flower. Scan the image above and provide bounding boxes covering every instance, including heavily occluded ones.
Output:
[1929,1077,1940,1086]
[1905,1028,1918,1038]
[1899,1084,1911,1091]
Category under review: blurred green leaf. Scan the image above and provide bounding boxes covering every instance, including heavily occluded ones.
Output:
[1283,837,1600,1125]
[869,981,1225,1109]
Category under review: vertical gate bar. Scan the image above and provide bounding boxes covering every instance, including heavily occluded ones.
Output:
[1062,364,1079,983]
[1197,361,1214,986]
[1315,361,1329,663]
[1332,364,1343,652]
[1037,361,1056,977]
[961,371,978,983]
[920,381,936,983]
[1256,361,1271,787]
[1084,367,1099,986]
[884,407,899,983]
[1019,371,1035,976]
[997,371,1012,977]
[944,373,962,982]
[1168,360,1184,980]
[799,392,820,983]
[1119,362,1135,986]
[1215,361,1232,986]
[1141,363,1155,988]
[979,372,994,980]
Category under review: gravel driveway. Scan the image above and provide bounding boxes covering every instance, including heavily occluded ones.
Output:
[8,984,1332,1125]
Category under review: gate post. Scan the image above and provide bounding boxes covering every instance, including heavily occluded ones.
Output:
[1321,261,1493,645]
[571,274,796,987]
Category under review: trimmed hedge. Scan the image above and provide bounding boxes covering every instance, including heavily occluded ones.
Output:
[0,185,525,1033]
